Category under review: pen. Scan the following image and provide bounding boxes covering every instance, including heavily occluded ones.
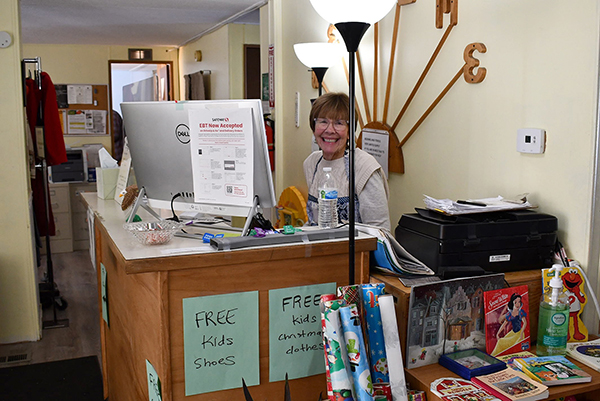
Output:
[457,200,487,207]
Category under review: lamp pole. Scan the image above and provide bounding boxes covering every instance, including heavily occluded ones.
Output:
[334,22,370,285]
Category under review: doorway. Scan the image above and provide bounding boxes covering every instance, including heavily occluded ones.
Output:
[108,60,173,161]
[244,45,261,99]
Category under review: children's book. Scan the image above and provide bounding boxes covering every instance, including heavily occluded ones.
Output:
[495,351,537,371]
[430,377,502,401]
[512,355,591,386]
[471,368,549,401]
[566,337,600,373]
[484,285,531,357]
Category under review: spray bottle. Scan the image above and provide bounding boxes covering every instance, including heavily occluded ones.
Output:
[537,264,570,355]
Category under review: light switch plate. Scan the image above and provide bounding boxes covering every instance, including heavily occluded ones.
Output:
[0,31,12,48]
[517,128,545,153]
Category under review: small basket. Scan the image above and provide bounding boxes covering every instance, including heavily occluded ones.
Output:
[123,220,183,245]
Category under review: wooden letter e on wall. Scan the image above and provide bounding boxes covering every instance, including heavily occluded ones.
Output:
[463,42,487,84]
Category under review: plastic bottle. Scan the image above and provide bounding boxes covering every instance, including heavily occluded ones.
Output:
[537,264,570,356]
[318,167,338,229]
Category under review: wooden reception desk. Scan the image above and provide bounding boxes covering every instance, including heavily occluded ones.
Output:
[82,194,375,401]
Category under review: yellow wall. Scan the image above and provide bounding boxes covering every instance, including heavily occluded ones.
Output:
[0,0,40,342]
[22,44,179,152]
[272,0,600,323]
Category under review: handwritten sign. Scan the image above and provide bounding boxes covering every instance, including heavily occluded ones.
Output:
[268,283,336,381]
[182,291,259,396]
[146,360,162,401]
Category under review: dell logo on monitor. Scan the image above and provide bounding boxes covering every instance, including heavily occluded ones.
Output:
[175,124,190,144]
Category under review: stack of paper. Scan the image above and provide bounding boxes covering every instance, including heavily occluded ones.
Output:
[423,194,534,215]
[356,224,434,276]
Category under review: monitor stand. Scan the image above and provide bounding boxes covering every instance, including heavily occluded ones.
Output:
[125,186,163,223]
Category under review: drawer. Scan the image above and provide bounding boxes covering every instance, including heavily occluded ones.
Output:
[49,184,70,214]
[70,183,95,213]
[52,212,72,240]
[72,212,90,241]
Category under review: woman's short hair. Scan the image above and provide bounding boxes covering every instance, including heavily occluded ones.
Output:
[309,92,350,132]
[508,293,522,310]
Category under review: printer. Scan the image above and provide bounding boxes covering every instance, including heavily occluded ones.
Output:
[49,148,87,183]
[395,208,558,275]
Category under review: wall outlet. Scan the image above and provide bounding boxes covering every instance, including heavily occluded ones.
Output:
[517,128,545,154]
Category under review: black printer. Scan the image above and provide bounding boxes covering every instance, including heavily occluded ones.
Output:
[395,208,558,275]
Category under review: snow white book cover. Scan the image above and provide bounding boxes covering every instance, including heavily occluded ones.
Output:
[484,285,531,357]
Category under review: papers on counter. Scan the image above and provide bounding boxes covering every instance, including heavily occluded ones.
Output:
[356,224,435,276]
[423,194,534,215]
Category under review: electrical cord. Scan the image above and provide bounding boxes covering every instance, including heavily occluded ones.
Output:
[167,193,181,222]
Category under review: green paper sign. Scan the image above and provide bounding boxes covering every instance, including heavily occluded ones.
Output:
[101,263,108,326]
[182,291,260,395]
[146,359,162,401]
[268,283,336,382]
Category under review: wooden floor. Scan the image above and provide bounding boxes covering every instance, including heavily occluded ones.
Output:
[0,250,101,368]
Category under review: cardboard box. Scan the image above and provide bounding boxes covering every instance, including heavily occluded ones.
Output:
[96,167,120,199]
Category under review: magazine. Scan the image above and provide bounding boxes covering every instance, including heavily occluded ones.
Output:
[566,337,600,373]
[471,368,549,401]
[430,377,502,401]
[512,355,591,386]
[483,285,531,357]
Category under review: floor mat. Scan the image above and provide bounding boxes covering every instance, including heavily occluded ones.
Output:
[0,355,103,401]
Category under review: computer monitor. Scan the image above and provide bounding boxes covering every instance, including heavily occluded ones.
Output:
[121,100,276,218]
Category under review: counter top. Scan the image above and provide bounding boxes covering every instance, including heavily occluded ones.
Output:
[82,193,376,274]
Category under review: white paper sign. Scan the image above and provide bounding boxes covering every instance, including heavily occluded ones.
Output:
[362,128,389,177]
[67,84,93,104]
[114,139,132,205]
[188,108,254,207]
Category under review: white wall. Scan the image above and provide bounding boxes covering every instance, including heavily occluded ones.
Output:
[272,0,600,326]
[179,24,260,101]
[0,0,41,342]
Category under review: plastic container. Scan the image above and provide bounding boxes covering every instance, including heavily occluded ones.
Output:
[537,264,570,356]
[318,167,338,229]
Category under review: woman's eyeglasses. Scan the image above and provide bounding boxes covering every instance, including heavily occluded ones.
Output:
[314,118,349,131]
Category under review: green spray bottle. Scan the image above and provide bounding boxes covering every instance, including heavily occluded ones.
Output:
[537,264,570,355]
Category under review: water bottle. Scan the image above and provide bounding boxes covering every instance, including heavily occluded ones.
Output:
[318,167,338,229]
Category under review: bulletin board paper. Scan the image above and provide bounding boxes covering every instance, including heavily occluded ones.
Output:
[146,359,162,401]
[182,291,260,396]
[268,282,336,382]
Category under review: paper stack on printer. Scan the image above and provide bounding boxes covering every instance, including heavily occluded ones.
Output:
[356,224,434,276]
[423,194,534,215]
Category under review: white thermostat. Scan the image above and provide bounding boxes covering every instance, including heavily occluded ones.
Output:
[517,128,545,154]
[0,31,12,48]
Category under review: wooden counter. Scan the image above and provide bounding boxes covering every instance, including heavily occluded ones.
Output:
[83,194,376,401]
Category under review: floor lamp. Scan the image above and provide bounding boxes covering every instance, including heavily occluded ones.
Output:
[308,0,396,284]
[293,42,341,96]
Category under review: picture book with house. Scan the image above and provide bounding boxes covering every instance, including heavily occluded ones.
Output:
[484,285,530,357]
[405,273,505,369]
[512,355,591,386]
[566,337,600,373]
[471,368,549,401]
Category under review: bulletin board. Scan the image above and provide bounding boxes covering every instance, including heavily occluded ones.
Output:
[55,84,109,136]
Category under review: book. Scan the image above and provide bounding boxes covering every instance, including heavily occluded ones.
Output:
[566,337,600,373]
[430,377,503,401]
[512,355,591,386]
[438,348,506,379]
[471,368,549,401]
[484,285,531,357]
[495,351,537,370]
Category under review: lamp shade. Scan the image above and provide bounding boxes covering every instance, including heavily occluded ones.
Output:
[309,0,396,24]
[293,42,342,68]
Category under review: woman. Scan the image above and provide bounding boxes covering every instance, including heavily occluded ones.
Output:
[492,293,528,355]
[303,92,391,231]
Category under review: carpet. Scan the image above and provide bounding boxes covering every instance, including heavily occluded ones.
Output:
[0,355,103,401]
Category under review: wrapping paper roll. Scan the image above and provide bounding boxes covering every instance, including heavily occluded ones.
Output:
[340,304,374,401]
[362,283,389,384]
[324,304,355,400]
[337,284,362,306]
[320,294,338,400]
[379,294,408,401]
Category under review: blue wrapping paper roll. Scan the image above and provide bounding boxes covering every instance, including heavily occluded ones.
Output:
[340,304,374,401]
[324,303,355,400]
[362,283,389,384]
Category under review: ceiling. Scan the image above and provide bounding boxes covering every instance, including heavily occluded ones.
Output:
[19,0,264,48]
